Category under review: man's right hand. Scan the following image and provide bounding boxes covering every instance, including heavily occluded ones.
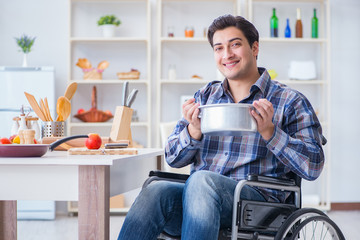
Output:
[182,98,202,140]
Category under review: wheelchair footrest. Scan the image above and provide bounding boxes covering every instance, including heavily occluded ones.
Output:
[239,200,297,232]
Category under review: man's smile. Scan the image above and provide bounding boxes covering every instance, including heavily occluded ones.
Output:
[223,60,239,69]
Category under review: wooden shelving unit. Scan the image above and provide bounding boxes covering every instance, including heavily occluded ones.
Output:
[247,0,331,210]
[67,0,152,214]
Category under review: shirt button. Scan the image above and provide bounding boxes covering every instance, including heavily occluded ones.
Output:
[185,140,188,144]
[225,152,228,156]
[216,168,221,173]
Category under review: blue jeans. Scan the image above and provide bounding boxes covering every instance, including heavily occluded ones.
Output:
[117,170,265,240]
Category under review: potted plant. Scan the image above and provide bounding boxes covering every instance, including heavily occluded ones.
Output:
[97,15,121,38]
[15,34,36,67]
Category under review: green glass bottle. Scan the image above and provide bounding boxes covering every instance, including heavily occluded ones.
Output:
[270,8,279,37]
[312,8,318,38]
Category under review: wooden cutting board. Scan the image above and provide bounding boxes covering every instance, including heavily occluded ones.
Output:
[42,137,129,151]
[68,147,137,155]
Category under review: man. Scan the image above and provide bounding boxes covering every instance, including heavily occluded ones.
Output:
[118,14,325,240]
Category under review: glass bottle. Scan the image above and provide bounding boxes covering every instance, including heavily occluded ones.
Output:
[312,8,318,38]
[284,18,291,38]
[295,8,303,38]
[270,8,279,38]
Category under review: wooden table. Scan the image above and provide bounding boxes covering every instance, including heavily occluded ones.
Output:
[0,148,163,240]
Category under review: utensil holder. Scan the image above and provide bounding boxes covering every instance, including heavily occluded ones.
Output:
[110,106,133,147]
[42,121,65,138]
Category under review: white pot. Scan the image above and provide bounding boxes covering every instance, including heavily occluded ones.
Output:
[101,24,116,38]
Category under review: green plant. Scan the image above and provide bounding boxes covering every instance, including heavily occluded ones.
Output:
[97,15,121,27]
[15,34,36,53]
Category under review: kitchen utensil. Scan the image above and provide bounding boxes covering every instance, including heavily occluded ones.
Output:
[0,135,88,157]
[64,82,78,100]
[24,92,46,121]
[40,98,50,121]
[122,81,129,106]
[198,103,257,136]
[44,97,53,121]
[126,89,138,108]
[42,121,65,138]
[56,96,71,121]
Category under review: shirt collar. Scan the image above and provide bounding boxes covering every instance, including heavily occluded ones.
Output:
[217,67,271,99]
[250,67,271,98]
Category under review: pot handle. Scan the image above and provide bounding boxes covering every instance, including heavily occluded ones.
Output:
[49,135,89,151]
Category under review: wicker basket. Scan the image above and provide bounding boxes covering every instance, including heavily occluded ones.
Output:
[83,68,103,80]
[74,86,113,122]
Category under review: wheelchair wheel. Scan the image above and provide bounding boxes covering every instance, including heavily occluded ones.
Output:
[285,215,345,240]
[275,208,326,240]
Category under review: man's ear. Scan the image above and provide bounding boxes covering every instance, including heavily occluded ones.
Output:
[252,41,259,58]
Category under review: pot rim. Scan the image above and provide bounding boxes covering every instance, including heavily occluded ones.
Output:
[198,103,253,109]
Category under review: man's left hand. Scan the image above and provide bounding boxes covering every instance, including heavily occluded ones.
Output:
[251,99,275,141]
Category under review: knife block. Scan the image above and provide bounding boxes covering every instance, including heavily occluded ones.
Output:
[110,106,133,147]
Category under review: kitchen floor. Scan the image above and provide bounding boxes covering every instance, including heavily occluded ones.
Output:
[17,211,360,239]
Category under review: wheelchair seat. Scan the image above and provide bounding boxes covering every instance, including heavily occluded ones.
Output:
[143,171,345,240]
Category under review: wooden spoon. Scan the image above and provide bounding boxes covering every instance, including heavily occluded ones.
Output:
[24,92,46,121]
[64,82,78,100]
[56,96,71,121]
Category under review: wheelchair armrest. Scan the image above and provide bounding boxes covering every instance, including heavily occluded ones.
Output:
[149,170,190,181]
[247,174,296,186]
[142,171,190,189]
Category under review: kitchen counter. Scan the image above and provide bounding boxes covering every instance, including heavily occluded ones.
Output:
[0,148,164,240]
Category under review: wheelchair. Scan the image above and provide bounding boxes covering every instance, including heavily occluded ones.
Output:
[142,171,345,240]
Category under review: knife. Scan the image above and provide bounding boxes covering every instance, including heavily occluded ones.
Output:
[122,81,129,106]
[126,89,138,108]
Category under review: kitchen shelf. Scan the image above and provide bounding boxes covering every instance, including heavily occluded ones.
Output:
[260,37,327,43]
[161,37,208,43]
[70,80,149,84]
[70,37,148,42]
[68,121,149,128]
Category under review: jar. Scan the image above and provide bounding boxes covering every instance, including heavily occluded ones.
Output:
[167,26,174,37]
[185,26,194,38]
[168,65,176,81]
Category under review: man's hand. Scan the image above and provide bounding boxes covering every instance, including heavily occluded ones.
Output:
[251,99,275,141]
[183,98,202,140]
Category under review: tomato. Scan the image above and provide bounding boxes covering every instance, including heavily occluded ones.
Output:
[0,138,12,144]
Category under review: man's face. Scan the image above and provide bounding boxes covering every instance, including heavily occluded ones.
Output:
[212,26,258,81]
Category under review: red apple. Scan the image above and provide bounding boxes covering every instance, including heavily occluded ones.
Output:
[85,133,102,149]
[104,110,112,116]
[0,138,12,144]
[77,108,85,114]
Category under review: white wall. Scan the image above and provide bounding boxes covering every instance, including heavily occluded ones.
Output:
[0,0,359,206]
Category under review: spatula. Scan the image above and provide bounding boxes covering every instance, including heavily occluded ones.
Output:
[44,97,53,121]
[56,96,71,122]
[64,82,78,100]
[24,92,46,121]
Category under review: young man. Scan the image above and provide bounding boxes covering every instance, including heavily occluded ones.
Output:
[118,14,325,240]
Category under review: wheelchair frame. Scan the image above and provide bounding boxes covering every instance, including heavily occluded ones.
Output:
[143,171,345,240]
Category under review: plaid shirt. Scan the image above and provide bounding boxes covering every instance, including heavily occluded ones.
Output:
[165,68,326,202]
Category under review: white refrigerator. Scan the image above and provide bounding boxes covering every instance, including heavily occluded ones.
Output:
[0,66,56,220]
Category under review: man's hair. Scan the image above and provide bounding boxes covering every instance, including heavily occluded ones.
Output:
[207,14,259,48]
